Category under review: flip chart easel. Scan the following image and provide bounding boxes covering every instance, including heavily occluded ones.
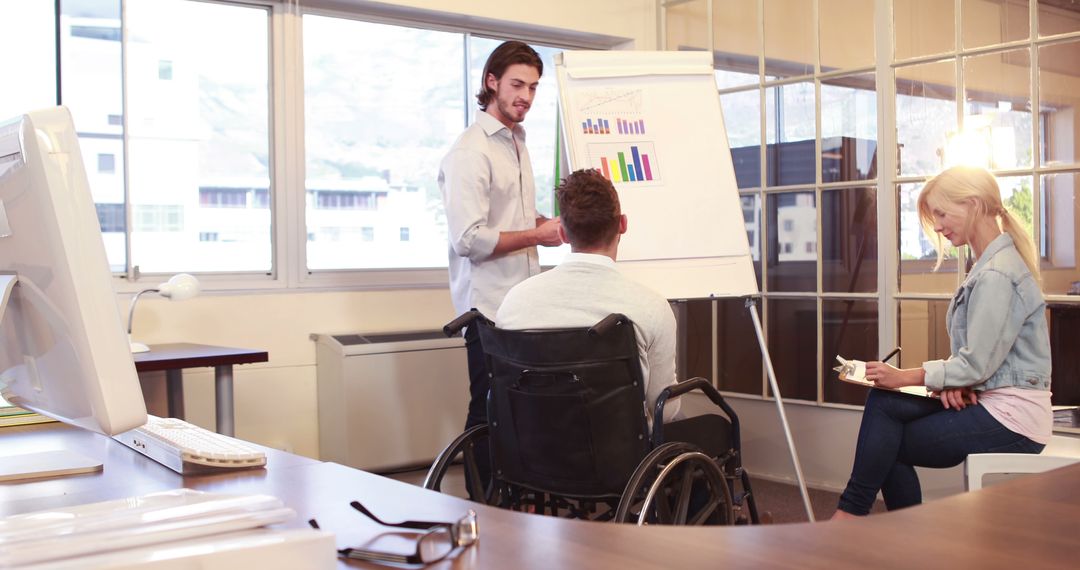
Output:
[555,50,814,521]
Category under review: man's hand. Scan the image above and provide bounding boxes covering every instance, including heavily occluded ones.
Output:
[534,216,562,247]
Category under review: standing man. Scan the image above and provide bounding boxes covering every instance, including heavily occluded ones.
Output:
[438,41,561,492]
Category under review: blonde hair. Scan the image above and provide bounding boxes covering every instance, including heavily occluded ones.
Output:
[916,166,1040,280]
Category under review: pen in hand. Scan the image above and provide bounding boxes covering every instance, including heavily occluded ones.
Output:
[880,347,901,364]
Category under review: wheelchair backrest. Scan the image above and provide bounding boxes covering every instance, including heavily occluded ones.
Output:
[478,314,651,498]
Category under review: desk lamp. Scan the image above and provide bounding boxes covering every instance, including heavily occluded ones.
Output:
[127,273,200,353]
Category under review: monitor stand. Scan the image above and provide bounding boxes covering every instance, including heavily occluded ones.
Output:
[1,275,104,482]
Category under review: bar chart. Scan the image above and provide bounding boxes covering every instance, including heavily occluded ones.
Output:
[588,142,660,185]
[581,117,647,136]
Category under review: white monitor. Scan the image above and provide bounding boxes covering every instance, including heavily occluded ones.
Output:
[0,106,147,480]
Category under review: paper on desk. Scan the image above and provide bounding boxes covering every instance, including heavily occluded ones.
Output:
[0,489,294,568]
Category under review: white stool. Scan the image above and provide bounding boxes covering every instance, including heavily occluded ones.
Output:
[964,434,1080,491]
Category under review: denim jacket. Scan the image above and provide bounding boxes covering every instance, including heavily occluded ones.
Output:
[922,233,1052,393]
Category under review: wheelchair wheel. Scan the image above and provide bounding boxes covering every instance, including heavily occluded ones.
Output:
[423,425,498,505]
[614,442,734,526]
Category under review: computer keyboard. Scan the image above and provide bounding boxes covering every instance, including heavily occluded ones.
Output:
[112,415,267,475]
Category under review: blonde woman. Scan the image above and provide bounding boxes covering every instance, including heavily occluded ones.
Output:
[833,166,1052,519]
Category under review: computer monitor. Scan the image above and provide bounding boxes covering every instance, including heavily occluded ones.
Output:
[0,106,147,480]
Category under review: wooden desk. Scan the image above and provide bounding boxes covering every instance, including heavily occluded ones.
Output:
[133,343,268,437]
[3,422,1080,569]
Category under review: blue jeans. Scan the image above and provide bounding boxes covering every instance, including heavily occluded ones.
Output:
[837,389,1044,515]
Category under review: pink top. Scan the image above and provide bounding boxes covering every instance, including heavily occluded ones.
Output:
[979,387,1053,445]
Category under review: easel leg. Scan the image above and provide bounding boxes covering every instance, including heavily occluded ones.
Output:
[745,298,816,522]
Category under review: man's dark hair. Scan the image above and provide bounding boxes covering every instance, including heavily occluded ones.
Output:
[556,169,621,250]
[476,41,543,111]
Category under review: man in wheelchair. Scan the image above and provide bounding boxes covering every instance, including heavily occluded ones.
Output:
[428,169,759,525]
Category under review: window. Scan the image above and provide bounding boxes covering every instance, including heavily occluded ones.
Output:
[667,0,878,404]
[302,14,564,271]
[98,153,115,173]
[95,203,125,233]
[400,227,410,242]
[199,231,219,242]
[58,0,271,275]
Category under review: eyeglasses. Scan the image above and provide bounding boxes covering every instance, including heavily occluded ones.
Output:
[308,501,478,566]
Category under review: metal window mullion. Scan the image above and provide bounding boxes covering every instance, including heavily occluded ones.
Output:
[120,0,135,280]
[813,0,823,404]
[463,33,472,127]
[1030,0,1042,253]
[277,2,302,286]
[757,0,768,398]
[877,0,898,364]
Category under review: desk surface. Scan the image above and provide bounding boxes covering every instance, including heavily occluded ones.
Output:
[132,343,269,372]
[3,423,1079,569]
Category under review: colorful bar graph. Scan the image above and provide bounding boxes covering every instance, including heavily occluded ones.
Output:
[595,143,657,185]
[582,117,647,136]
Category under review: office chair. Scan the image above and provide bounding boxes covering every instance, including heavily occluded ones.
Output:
[425,310,759,526]
[964,434,1080,491]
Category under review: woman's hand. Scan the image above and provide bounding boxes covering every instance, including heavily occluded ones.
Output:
[865,361,919,389]
[932,387,978,410]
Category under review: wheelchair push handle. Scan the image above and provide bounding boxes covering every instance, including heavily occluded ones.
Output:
[588,313,630,337]
[443,310,491,337]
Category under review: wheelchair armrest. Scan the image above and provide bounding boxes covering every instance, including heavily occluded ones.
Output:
[443,309,492,337]
[588,313,630,337]
[652,377,741,448]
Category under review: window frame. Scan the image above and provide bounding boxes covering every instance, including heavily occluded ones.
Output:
[55,0,627,294]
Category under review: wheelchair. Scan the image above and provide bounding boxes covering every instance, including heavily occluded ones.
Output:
[424,310,760,526]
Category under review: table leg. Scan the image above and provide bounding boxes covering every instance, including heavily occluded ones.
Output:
[165,369,185,420]
[215,365,235,437]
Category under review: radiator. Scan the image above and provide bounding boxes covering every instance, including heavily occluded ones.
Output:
[312,331,469,472]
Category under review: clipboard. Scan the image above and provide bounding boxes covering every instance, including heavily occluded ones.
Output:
[833,355,933,398]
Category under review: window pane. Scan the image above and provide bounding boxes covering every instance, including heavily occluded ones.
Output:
[1048,304,1080,406]
[123,0,270,274]
[823,299,878,405]
[1039,39,1080,167]
[0,2,55,119]
[1039,0,1080,37]
[665,0,708,51]
[713,0,759,89]
[899,182,960,294]
[1041,173,1080,295]
[898,299,952,371]
[819,0,875,71]
[764,0,813,78]
[766,82,815,187]
[60,0,126,272]
[723,90,761,189]
[767,191,816,292]
[961,48,1032,170]
[821,74,878,182]
[998,175,1035,248]
[896,60,957,177]
[894,0,955,60]
[822,187,877,293]
[742,192,763,291]
[717,298,763,395]
[683,299,714,381]
[963,0,1030,48]
[766,298,817,401]
[304,17,463,270]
